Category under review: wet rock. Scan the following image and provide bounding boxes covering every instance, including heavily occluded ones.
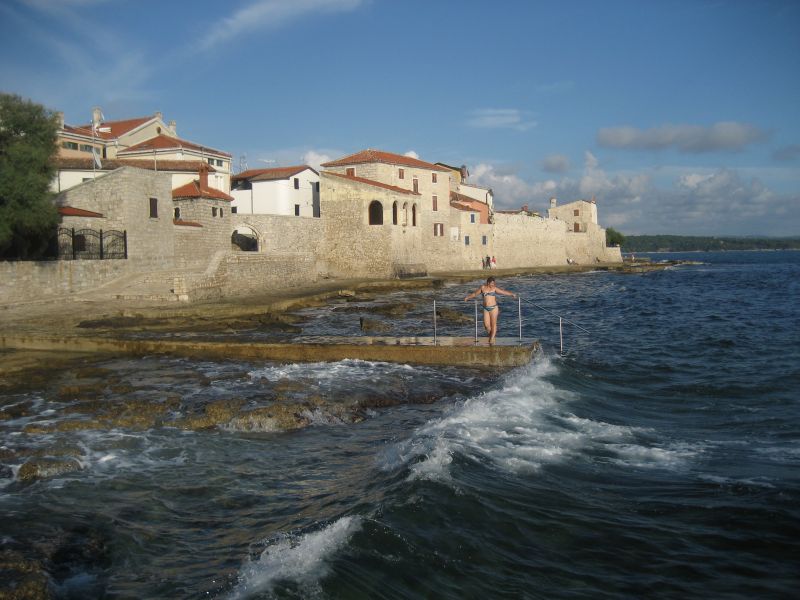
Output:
[76,315,146,329]
[174,398,245,430]
[73,367,113,379]
[57,382,106,401]
[359,317,391,333]
[435,306,473,324]
[18,457,83,481]
[226,403,311,432]
[0,550,51,600]
[273,379,308,394]
[61,399,107,415]
[33,444,83,458]
[370,302,415,317]
[108,383,137,395]
[0,401,33,421]
[46,525,111,594]
[24,420,103,434]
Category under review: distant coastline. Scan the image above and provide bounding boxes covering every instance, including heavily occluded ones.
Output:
[622,235,800,253]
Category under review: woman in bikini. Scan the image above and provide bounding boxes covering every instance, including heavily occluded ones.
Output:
[464,276,516,343]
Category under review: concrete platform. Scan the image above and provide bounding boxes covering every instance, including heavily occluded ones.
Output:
[0,334,539,369]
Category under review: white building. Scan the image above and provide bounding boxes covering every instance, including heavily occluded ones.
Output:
[230,166,320,217]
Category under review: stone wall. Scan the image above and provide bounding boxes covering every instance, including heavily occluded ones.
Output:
[173,197,233,270]
[0,259,138,303]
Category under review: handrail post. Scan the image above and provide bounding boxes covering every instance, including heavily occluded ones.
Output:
[518,295,522,342]
[433,299,437,344]
[474,300,478,343]
[559,317,564,355]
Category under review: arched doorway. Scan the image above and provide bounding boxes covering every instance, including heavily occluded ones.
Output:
[368,200,383,225]
[231,225,259,251]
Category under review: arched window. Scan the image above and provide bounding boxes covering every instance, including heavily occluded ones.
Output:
[174,207,181,220]
[368,200,383,225]
[402,202,408,226]
[392,201,398,225]
[412,204,417,226]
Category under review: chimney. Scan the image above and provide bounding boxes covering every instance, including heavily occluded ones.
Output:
[199,164,209,190]
[91,106,103,126]
[168,120,176,135]
[154,111,163,121]
[522,204,529,213]
[56,111,65,129]
[549,197,558,208]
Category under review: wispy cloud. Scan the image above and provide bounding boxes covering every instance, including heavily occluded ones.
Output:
[772,144,800,162]
[466,108,537,132]
[597,122,769,153]
[200,0,365,51]
[541,154,570,173]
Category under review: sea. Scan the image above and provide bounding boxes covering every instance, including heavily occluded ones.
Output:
[1,250,799,599]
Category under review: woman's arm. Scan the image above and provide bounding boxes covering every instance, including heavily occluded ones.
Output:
[494,287,517,298]
[464,287,482,301]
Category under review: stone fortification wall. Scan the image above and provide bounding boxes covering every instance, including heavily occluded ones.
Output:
[0,259,137,304]
[231,214,323,257]
[56,167,175,268]
[562,223,623,263]
[173,197,233,269]
[492,214,568,267]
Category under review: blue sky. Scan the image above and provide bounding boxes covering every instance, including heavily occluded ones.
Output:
[2,0,799,235]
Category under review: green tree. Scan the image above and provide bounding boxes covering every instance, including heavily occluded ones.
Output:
[605,227,625,247]
[0,93,59,259]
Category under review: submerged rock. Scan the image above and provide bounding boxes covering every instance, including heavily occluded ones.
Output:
[435,306,473,324]
[0,550,51,600]
[174,398,245,430]
[359,317,391,333]
[17,457,83,481]
[226,403,311,432]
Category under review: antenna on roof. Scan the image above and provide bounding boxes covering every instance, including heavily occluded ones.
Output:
[238,154,248,174]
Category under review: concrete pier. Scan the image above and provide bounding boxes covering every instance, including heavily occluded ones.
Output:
[0,334,539,369]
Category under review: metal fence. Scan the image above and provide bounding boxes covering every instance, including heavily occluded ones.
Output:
[57,227,127,260]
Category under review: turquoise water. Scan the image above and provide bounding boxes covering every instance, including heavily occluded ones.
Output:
[2,251,799,598]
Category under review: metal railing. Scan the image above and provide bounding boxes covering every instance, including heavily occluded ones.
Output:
[430,296,589,354]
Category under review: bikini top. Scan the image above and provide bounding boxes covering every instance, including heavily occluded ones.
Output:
[482,290,497,297]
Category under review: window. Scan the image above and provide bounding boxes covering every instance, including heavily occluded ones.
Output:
[470,213,476,224]
[574,222,581,232]
[432,172,437,183]
[413,178,419,193]
[392,201,398,225]
[346,168,355,176]
[207,158,214,165]
[482,235,488,245]
[216,159,224,167]
[412,204,417,227]
[149,197,158,218]
[574,209,580,216]
[398,168,404,179]
[212,207,218,217]
[174,207,181,219]
[368,200,383,225]
[231,206,237,214]
[294,204,300,216]
[294,178,299,190]
[219,208,224,217]
[82,177,92,182]
[62,141,78,150]
[79,144,93,153]
[432,195,438,211]
[315,182,320,192]
[465,235,470,246]
[402,202,408,226]
[433,223,444,237]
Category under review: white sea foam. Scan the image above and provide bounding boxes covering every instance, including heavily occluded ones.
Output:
[384,356,699,484]
[230,516,361,599]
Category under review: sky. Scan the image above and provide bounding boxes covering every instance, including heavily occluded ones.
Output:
[1,0,799,236]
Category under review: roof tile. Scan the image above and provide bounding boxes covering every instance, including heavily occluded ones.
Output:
[321,149,450,172]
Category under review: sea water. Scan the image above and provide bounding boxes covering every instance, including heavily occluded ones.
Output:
[1,250,798,598]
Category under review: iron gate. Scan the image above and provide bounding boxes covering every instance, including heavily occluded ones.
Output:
[57,227,127,260]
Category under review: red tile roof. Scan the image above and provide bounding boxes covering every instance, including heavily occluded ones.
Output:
[450,191,487,206]
[232,165,316,183]
[54,157,217,173]
[172,180,234,202]
[449,200,479,212]
[173,219,203,228]
[322,171,420,195]
[58,206,104,218]
[66,116,153,140]
[321,149,450,172]
[119,134,231,158]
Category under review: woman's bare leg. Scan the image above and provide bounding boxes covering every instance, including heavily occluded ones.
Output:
[489,309,499,343]
[483,309,492,336]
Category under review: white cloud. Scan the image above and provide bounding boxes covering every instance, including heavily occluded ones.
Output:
[471,154,797,236]
[302,149,334,171]
[200,0,365,51]
[541,154,570,173]
[466,108,537,132]
[403,150,419,159]
[597,122,769,153]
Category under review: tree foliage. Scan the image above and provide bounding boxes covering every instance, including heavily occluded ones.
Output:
[0,93,60,259]
[622,235,800,252]
[605,227,625,247]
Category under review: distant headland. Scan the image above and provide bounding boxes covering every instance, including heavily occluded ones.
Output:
[623,235,800,253]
